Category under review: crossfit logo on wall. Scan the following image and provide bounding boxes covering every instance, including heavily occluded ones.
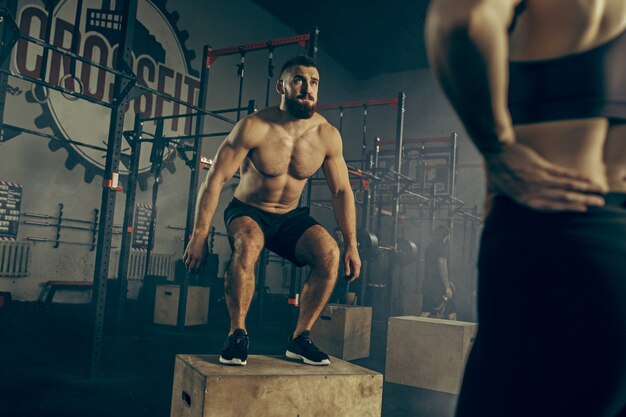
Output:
[13,0,199,189]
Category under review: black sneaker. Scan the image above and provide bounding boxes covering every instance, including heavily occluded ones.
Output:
[219,329,248,366]
[285,330,330,366]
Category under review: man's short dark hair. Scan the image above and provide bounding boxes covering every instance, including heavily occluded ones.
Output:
[279,55,316,79]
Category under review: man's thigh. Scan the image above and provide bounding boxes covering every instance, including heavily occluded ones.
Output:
[292,225,339,267]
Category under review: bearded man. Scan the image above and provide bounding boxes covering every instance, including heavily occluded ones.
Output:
[183,56,361,366]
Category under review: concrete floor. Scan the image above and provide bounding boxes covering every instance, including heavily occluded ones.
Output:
[0,300,457,417]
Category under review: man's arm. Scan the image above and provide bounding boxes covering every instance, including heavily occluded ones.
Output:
[321,125,361,282]
[425,0,606,211]
[183,117,258,272]
[437,257,452,299]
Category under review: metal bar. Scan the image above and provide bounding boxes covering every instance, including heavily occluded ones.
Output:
[144,120,164,278]
[23,212,94,224]
[18,32,132,79]
[141,106,247,123]
[318,98,398,111]
[388,92,406,318]
[449,132,458,198]
[179,45,212,332]
[23,220,99,232]
[68,0,83,78]
[1,53,233,125]
[133,83,235,125]
[338,108,344,134]
[361,106,368,172]
[454,210,483,222]
[359,159,372,231]
[236,50,245,121]
[53,203,63,249]
[402,189,430,201]
[373,136,382,235]
[308,27,319,59]
[378,136,452,146]
[87,0,137,379]
[388,168,414,182]
[164,131,230,141]
[206,33,311,65]
[115,116,142,335]
[0,123,109,151]
[26,236,98,247]
[391,92,406,249]
[2,13,234,125]
[264,44,273,108]
[38,1,53,83]
[0,68,113,108]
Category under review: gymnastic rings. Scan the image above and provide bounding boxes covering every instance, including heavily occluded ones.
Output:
[30,83,49,104]
[59,74,84,101]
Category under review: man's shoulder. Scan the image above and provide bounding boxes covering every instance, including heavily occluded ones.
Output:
[312,114,340,139]
[243,107,276,125]
[235,109,276,135]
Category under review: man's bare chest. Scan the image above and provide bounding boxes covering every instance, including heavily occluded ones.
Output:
[248,134,326,179]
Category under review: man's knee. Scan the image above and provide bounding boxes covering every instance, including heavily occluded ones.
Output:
[228,219,264,272]
[311,241,340,277]
[230,242,263,271]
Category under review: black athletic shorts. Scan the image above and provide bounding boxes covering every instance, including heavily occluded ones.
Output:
[223,198,320,267]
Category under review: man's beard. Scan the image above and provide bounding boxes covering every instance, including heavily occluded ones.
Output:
[285,97,317,119]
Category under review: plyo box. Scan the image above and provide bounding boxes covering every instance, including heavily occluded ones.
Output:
[170,354,383,417]
[385,316,477,394]
[154,285,210,326]
[310,303,372,361]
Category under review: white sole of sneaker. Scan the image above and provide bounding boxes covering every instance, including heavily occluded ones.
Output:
[219,356,247,366]
[285,350,330,366]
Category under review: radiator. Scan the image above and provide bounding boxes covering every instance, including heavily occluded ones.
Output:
[110,250,175,280]
[0,241,31,278]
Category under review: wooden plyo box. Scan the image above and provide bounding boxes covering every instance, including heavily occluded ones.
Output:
[154,285,210,326]
[385,316,477,394]
[310,303,372,361]
[170,354,383,417]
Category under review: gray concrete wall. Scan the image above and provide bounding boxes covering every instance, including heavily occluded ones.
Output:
[0,1,483,320]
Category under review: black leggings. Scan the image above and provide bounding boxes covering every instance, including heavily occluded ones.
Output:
[456,194,626,417]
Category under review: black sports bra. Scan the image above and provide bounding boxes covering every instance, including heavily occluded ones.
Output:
[508,18,626,124]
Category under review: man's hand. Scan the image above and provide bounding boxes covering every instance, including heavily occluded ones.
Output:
[182,236,208,273]
[484,142,607,212]
[343,245,361,283]
[444,287,453,300]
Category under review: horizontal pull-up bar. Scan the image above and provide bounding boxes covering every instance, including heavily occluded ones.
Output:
[0,68,112,108]
[165,131,231,142]
[141,106,246,123]
[0,122,113,153]
[318,98,398,111]
[205,28,318,68]
[378,136,452,146]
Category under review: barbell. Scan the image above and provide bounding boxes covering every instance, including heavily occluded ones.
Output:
[356,229,418,266]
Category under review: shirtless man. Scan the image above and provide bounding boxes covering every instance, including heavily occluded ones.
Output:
[183,56,361,366]
[426,1,626,415]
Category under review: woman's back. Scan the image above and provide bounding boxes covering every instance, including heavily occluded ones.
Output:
[509,0,626,192]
